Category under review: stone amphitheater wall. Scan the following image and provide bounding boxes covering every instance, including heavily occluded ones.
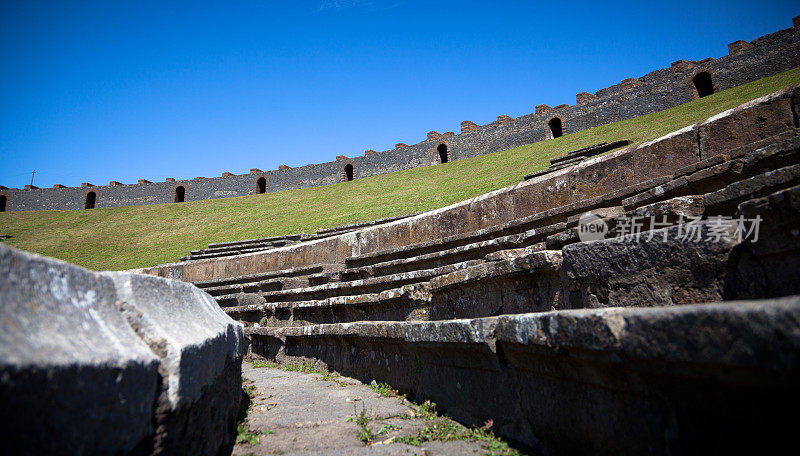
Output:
[3,18,799,212]
[133,84,800,282]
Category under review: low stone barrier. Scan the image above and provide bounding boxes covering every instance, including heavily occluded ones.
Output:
[249,297,800,455]
[0,244,244,455]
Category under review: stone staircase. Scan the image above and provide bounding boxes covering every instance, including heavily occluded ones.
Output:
[161,87,800,455]
[180,213,416,261]
[523,140,630,180]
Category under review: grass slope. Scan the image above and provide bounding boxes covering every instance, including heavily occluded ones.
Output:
[2,68,798,271]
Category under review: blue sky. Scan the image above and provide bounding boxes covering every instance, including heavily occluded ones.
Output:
[1,1,798,188]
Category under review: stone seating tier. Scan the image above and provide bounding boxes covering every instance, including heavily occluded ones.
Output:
[127,86,800,454]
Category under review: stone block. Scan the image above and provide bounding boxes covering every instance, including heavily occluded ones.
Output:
[699,86,798,159]
[726,184,800,299]
[561,221,738,309]
[631,195,705,222]
[466,191,515,233]
[703,162,800,215]
[0,246,159,454]
[0,245,244,455]
[633,124,700,182]
[571,147,636,200]
[534,169,573,214]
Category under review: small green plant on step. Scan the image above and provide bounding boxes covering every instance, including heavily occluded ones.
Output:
[369,380,398,397]
[236,424,262,445]
[395,411,522,455]
[354,403,374,444]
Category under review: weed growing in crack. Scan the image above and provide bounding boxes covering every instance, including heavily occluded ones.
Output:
[369,380,398,397]
[353,403,374,444]
[251,359,350,386]
[395,406,521,455]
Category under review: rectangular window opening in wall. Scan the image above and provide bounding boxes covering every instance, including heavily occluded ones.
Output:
[174,186,186,202]
[84,192,96,209]
[549,117,564,138]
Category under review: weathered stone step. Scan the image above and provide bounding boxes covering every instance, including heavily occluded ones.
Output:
[207,233,304,249]
[704,161,800,215]
[182,244,287,261]
[192,264,342,289]
[314,212,419,235]
[623,134,800,212]
[181,218,416,263]
[190,239,290,255]
[257,260,486,305]
[342,173,672,272]
[727,183,800,299]
[524,140,631,180]
[339,223,561,281]
[550,139,631,166]
[227,248,561,327]
[200,276,309,298]
[246,297,800,455]
[232,218,747,326]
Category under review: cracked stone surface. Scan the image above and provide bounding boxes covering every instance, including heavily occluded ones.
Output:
[0,244,244,455]
[232,362,494,456]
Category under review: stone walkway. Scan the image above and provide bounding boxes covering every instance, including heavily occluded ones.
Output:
[232,361,519,456]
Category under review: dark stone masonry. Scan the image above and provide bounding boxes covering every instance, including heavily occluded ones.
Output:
[123,83,800,454]
[2,17,799,212]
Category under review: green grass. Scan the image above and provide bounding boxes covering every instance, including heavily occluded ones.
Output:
[2,67,798,270]
[392,402,522,455]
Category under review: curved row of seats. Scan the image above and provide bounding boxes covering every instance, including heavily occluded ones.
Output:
[184,87,800,455]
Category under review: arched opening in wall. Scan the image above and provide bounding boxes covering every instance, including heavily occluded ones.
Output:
[0,195,6,212]
[174,186,186,203]
[84,192,96,210]
[693,72,714,98]
[549,118,563,138]
[256,177,267,194]
[344,164,354,181]
[437,144,449,163]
